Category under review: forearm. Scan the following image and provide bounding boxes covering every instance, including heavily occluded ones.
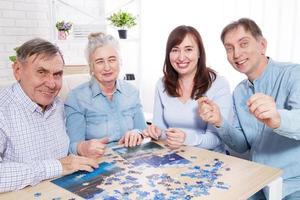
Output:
[0,159,62,192]
[274,109,300,140]
[216,119,249,153]
[183,128,221,149]
[133,106,147,130]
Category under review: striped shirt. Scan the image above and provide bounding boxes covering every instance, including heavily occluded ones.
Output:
[0,83,69,192]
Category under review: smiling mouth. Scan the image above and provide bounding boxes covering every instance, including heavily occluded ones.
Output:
[235,59,247,65]
[177,63,189,68]
[41,91,55,96]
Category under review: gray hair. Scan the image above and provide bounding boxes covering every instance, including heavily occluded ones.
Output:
[85,32,120,73]
[16,38,64,64]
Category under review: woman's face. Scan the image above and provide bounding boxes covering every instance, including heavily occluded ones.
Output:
[169,34,199,78]
[91,44,120,85]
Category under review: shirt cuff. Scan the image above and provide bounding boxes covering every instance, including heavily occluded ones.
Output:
[70,142,79,155]
[42,159,62,179]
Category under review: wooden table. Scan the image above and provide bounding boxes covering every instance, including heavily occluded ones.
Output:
[0,141,282,200]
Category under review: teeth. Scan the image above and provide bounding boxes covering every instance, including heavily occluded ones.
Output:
[236,59,246,65]
[178,63,188,67]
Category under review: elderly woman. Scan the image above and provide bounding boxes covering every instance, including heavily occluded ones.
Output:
[65,32,146,158]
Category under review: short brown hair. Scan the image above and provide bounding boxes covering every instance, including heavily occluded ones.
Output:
[221,18,263,43]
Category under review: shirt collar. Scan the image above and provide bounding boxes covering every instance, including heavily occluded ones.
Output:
[90,76,123,98]
[14,82,57,114]
[247,57,274,86]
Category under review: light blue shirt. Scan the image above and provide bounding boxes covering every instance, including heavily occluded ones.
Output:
[217,58,300,197]
[0,83,69,192]
[65,77,147,154]
[153,75,233,152]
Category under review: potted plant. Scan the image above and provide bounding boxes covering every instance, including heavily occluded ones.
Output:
[9,47,19,63]
[55,21,73,40]
[107,10,137,39]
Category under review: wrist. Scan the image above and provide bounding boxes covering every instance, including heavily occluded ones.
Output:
[214,119,223,128]
[77,141,85,156]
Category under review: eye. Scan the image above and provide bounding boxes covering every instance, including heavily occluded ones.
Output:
[170,48,179,53]
[225,46,233,53]
[240,41,249,48]
[185,47,193,52]
[95,60,105,65]
[37,70,46,76]
[108,58,117,63]
[53,72,63,79]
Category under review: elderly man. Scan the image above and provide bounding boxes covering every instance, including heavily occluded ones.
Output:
[0,38,98,192]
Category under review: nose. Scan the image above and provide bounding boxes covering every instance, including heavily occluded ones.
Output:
[103,60,111,70]
[178,50,186,61]
[45,74,56,88]
[233,47,242,59]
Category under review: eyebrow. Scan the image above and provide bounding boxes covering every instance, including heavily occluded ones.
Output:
[224,36,251,46]
[37,67,63,75]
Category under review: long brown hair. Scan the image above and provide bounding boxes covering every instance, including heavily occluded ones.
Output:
[163,25,216,100]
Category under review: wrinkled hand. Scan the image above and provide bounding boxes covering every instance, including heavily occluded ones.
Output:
[142,124,162,140]
[247,93,281,129]
[165,128,186,150]
[198,97,222,127]
[118,130,143,147]
[77,137,108,158]
[59,154,99,175]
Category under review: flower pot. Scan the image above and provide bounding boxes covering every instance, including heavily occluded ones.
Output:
[118,29,127,39]
[58,30,67,40]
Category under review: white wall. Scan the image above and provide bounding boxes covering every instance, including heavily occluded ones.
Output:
[0,0,51,81]
[0,0,106,81]
[139,0,300,113]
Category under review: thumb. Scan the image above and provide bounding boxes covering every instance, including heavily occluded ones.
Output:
[118,136,125,144]
[198,97,209,106]
[99,137,109,144]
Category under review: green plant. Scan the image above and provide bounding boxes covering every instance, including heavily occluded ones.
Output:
[9,47,19,62]
[107,10,137,29]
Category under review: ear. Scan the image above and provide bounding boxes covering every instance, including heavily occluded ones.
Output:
[259,37,267,55]
[12,61,22,81]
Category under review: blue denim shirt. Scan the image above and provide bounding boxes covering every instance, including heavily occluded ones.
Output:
[217,58,300,197]
[65,77,146,154]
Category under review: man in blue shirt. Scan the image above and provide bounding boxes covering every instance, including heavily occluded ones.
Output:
[198,18,300,199]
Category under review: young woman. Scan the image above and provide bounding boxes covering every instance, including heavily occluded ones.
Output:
[143,25,232,152]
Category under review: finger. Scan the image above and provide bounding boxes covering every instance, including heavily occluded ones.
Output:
[166,139,181,149]
[75,156,99,169]
[118,136,125,145]
[98,137,109,144]
[247,93,267,106]
[249,98,271,114]
[198,96,209,106]
[150,125,159,139]
[128,133,135,147]
[142,129,149,137]
[137,134,142,145]
[78,164,94,172]
[131,133,139,147]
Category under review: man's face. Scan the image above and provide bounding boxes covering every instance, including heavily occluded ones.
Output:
[223,26,267,80]
[13,53,64,109]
